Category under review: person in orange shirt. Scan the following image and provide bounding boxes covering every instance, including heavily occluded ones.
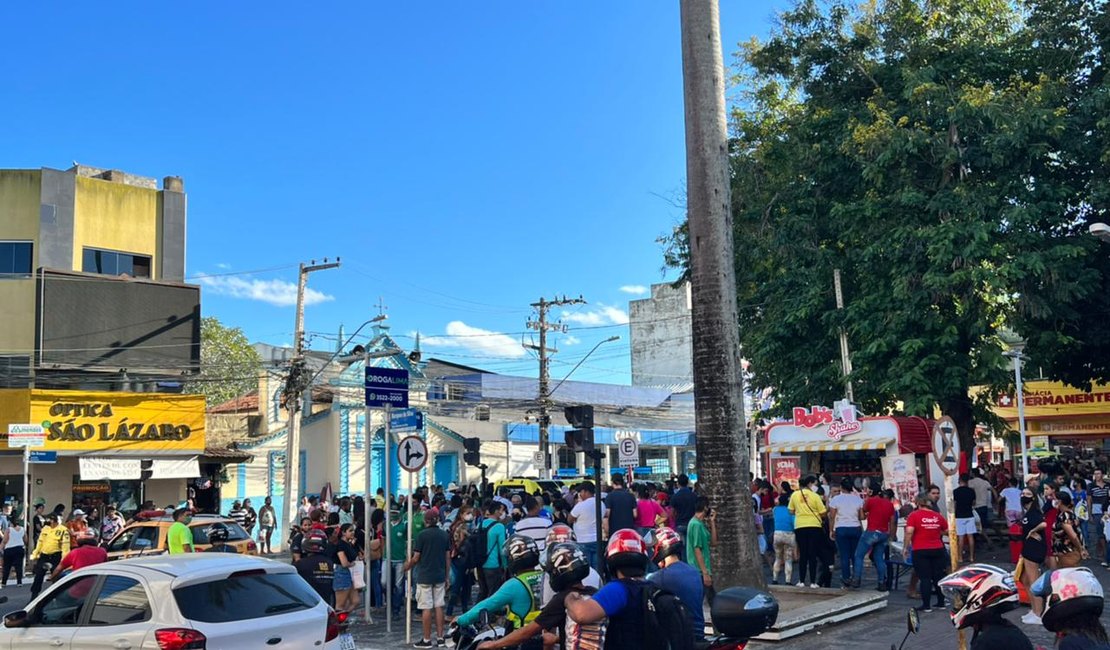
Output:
[66,509,89,536]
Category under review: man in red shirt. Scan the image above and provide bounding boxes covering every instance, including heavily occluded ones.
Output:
[51,531,107,581]
[851,482,896,590]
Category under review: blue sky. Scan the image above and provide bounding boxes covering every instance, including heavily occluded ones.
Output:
[3,2,784,385]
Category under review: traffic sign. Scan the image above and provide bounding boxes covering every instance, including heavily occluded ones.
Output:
[365,367,410,408]
[618,437,639,468]
[390,408,423,432]
[532,451,546,467]
[397,435,428,473]
[29,450,57,464]
[8,424,45,448]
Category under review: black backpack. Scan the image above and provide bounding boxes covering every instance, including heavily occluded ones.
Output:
[640,582,695,650]
[458,520,492,571]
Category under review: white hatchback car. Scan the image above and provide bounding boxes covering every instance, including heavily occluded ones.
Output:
[0,554,345,649]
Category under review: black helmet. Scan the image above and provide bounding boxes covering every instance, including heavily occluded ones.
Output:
[545,543,590,592]
[710,587,779,639]
[302,530,328,555]
[504,535,540,574]
[205,522,230,544]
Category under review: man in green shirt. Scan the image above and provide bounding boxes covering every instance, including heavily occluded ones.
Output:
[686,496,717,602]
[388,505,426,616]
[167,508,195,554]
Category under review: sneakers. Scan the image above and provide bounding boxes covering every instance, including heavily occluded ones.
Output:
[413,640,434,649]
[810,583,820,589]
[437,639,446,647]
[771,579,779,585]
[796,581,805,587]
[915,605,933,613]
[1021,612,1041,625]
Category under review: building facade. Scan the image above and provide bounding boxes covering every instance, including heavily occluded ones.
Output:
[0,164,217,519]
[629,282,692,387]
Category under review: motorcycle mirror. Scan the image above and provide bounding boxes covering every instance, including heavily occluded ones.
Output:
[907,608,920,634]
[478,609,491,629]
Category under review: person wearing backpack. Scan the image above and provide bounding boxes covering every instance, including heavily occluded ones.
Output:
[476,542,606,650]
[455,535,546,648]
[565,528,695,650]
[475,501,508,599]
[446,504,475,617]
[648,527,705,640]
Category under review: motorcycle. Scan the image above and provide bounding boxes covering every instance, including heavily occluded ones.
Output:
[696,587,779,650]
[891,608,921,650]
[444,610,506,650]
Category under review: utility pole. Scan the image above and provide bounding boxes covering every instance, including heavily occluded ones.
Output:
[833,269,855,402]
[526,295,585,480]
[680,0,765,588]
[282,258,339,545]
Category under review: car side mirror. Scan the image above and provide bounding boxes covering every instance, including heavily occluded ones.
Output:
[4,611,28,628]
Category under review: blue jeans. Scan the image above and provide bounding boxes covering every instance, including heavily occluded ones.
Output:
[369,559,383,607]
[581,541,599,572]
[853,531,888,585]
[835,526,862,582]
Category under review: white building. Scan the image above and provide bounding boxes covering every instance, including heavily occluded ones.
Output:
[629,282,692,387]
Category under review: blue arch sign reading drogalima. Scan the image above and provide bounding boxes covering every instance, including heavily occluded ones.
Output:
[365,367,409,408]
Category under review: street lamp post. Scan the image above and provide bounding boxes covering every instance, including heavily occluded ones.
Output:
[1003,348,1030,478]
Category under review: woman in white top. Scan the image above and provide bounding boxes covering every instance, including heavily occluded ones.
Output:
[2,519,27,587]
[827,477,864,587]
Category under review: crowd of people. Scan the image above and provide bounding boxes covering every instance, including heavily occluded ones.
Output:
[278,474,728,649]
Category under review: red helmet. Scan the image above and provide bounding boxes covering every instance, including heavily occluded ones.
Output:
[605,529,648,576]
[545,524,575,548]
[652,527,683,562]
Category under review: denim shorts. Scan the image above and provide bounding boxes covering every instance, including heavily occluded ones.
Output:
[334,566,353,590]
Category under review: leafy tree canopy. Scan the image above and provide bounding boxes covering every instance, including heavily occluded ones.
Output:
[664,0,1110,450]
[186,316,262,407]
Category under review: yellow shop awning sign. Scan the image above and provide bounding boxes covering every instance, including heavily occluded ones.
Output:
[0,390,205,452]
[993,381,1110,419]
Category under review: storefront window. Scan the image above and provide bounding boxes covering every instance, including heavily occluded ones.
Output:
[72,479,111,516]
[109,481,142,515]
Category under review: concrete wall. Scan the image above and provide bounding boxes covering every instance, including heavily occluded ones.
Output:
[0,171,42,359]
[629,282,693,386]
[73,176,161,277]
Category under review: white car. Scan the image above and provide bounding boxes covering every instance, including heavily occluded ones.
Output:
[1,554,345,649]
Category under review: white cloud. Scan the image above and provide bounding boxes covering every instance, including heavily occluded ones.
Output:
[195,274,334,307]
[562,335,581,346]
[561,304,630,327]
[215,262,232,270]
[421,321,526,358]
[619,285,648,295]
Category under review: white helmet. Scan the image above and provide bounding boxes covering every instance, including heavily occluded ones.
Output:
[938,564,1019,629]
[1033,567,1104,632]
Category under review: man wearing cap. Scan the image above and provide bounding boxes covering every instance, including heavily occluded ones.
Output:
[66,509,89,536]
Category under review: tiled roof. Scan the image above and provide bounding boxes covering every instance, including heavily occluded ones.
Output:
[209,391,259,413]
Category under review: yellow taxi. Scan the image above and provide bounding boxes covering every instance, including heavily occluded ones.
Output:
[104,513,258,560]
[494,477,566,497]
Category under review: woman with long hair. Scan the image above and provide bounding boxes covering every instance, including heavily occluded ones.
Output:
[445,504,474,616]
[332,523,360,613]
[788,475,827,588]
[1019,488,1048,625]
[368,508,385,608]
[1052,492,1088,569]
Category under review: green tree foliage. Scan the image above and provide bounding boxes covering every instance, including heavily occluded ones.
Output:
[186,316,262,407]
[664,0,1110,450]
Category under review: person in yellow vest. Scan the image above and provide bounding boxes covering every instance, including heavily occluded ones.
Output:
[29,513,71,598]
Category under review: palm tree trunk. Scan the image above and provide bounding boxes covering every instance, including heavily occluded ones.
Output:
[680,0,766,589]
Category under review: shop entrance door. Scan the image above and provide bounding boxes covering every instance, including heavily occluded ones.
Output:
[0,475,20,508]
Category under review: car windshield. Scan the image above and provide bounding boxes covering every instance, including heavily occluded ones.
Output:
[174,571,319,623]
[190,521,250,544]
[536,481,561,494]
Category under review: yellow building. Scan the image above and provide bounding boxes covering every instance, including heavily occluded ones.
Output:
[0,164,222,516]
[993,380,1110,454]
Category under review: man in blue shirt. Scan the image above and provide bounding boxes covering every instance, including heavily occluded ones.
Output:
[479,501,509,598]
[647,526,705,639]
[565,529,651,650]
[456,535,543,638]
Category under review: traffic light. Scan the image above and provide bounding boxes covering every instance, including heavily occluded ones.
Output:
[564,405,594,429]
[564,428,595,453]
[464,437,481,467]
